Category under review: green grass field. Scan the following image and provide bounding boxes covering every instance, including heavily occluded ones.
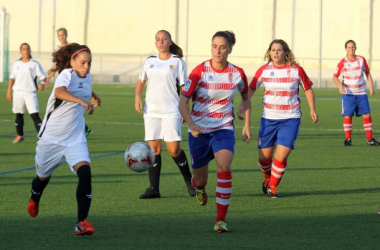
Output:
[1,83,380,250]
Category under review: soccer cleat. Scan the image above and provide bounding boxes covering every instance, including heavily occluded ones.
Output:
[75,220,95,236]
[214,221,228,233]
[262,176,270,194]
[139,187,161,199]
[185,180,196,197]
[13,135,24,144]
[85,127,92,138]
[195,189,208,206]
[27,198,39,218]
[267,186,279,198]
[344,139,352,146]
[367,138,379,146]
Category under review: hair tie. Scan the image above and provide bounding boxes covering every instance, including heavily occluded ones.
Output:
[71,48,89,60]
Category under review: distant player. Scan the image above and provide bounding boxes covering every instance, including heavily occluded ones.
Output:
[240,39,318,198]
[46,27,92,137]
[179,31,252,233]
[6,43,46,143]
[27,43,101,236]
[135,30,195,199]
[333,40,378,146]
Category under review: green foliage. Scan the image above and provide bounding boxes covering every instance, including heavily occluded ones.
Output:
[1,84,379,249]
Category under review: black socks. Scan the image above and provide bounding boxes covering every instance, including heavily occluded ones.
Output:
[30,113,42,132]
[148,154,162,191]
[76,165,92,222]
[31,176,50,203]
[172,150,192,181]
[15,113,24,136]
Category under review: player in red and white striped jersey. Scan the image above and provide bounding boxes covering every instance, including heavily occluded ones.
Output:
[333,40,378,146]
[179,31,252,233]
[240,39,318,198]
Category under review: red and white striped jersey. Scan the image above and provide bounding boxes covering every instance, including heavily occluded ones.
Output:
[182,60,248,133]
[334,56,370,95]
[250,62,313,119]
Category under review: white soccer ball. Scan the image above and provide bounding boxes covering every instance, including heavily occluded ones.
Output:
[125,142,155,172]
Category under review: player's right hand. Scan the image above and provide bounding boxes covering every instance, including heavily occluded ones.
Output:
[237,102,245,120]
[189,123,202,137]
[339,86,346,95]
[6,91,12,101]
[135,99,143,113]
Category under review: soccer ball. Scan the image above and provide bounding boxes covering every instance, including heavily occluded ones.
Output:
[125,142,155,172]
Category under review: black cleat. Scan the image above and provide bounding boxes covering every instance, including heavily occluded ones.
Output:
[262,176,270,194]
[344,139,352,146]
[185,180,196,197]
[367,138,379,146]
[139,187,161,199]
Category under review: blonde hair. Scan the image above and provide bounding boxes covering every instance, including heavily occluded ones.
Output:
[264,39,297,66]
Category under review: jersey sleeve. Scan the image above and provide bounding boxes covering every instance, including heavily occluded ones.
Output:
[361,56,370,73]
[334,59,345,77]
[181,63,203,98]
[249,65,266,89]
[54,70,71,88]
[297,65,313,90]
[138,58,149,81]
[35,61,47,80]
[9,62,17,79]
[237,67,248,94]
[177,58,187,87]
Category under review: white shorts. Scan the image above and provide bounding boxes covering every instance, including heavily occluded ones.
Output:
[35,139,91,178]
[144,116,182,142]
[12,90,39,114]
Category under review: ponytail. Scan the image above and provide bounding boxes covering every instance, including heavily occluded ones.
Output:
[169,42,183,58]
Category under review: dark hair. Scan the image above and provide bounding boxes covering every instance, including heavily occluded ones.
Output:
[156,30,183,58]
[345,40,356,48]
[48,43,91,74]
[264,39,297,66]
[57,27,68,36]
[19,43,32,59]
[212,31,236,48]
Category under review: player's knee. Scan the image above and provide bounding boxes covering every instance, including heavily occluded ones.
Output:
[77,165,92,183]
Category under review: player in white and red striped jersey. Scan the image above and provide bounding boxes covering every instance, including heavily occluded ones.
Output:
[333,40,378,146]
[240,39,318,198]
[179,31,252,233]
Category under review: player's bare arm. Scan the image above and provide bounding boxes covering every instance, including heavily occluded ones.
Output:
[55,86,94,114]
[305,88,318,123]
[332,75,346,95]
[179,95,201,137]
[365,72,374,96]
[38,78,46,91]
[6,78,15,101]
[238,88,256,120]
[91,91,101,107]
[135,79,146,113]
[241,92,252,143]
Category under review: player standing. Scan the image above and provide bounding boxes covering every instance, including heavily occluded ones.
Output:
[6,43,46,143]
[27,43,101,236]
[179,31,252,233]
[333,40,378,146]
[46,27,92,137]
[241,39,318,198]
[135,30,195,199]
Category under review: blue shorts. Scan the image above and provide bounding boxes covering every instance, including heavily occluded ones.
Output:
[188,129,235,169]
[341,94,370,117]
[258,118,300,150]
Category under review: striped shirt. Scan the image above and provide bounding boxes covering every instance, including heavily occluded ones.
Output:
[334,56,369,95]
[182,60,248,133]
[250,62,313,119]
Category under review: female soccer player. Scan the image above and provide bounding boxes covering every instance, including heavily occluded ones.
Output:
[27,43,101,236]
[241,39,318,198]
[135,30,195,199]
[46,27,92,137]
[333,40,378,146]
[179,31,252,233]
[6,43,46,143]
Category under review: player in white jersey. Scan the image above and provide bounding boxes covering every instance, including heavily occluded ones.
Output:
[179,31,252,233]
[240,39,318,198]
[46,27,92,137]
[333,40,378,146]
[6,43,46,143]
[135,30,195,199]
[27,43,101,236]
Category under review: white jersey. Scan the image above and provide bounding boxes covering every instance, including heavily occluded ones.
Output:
[38,69,92,147]
[10,59,46,92]
[182,60,248,133]
[250,62,313,120]
[139,54,186,118]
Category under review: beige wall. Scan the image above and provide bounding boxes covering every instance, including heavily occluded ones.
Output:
[0,0,379,84]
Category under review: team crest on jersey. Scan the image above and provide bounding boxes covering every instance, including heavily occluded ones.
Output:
[208,75,214,82]
[169,65,176,71]
[347,63,351,67]
[270,71,275,77]
[29,67,33,72]
[184,79,191,91]
[78,82,84,88]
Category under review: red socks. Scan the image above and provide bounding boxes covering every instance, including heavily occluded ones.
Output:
[343,117,352,140]
[259,159,272,179]
[269,159,287,187]
[363,117,372,141]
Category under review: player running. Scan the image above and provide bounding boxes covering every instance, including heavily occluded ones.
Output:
[135,30,195,199]
[240,39,318,198]
[333,40,378,146]
[179,31,252,233]
[6,43,46,143]
[27,43,101,236]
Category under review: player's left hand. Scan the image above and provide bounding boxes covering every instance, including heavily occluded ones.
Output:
[242,125,251,143]
[91,93,101,107]
[310,111,318,123]
[237,102,245,120]
[38,83,45,91]
[370,88,375,96]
